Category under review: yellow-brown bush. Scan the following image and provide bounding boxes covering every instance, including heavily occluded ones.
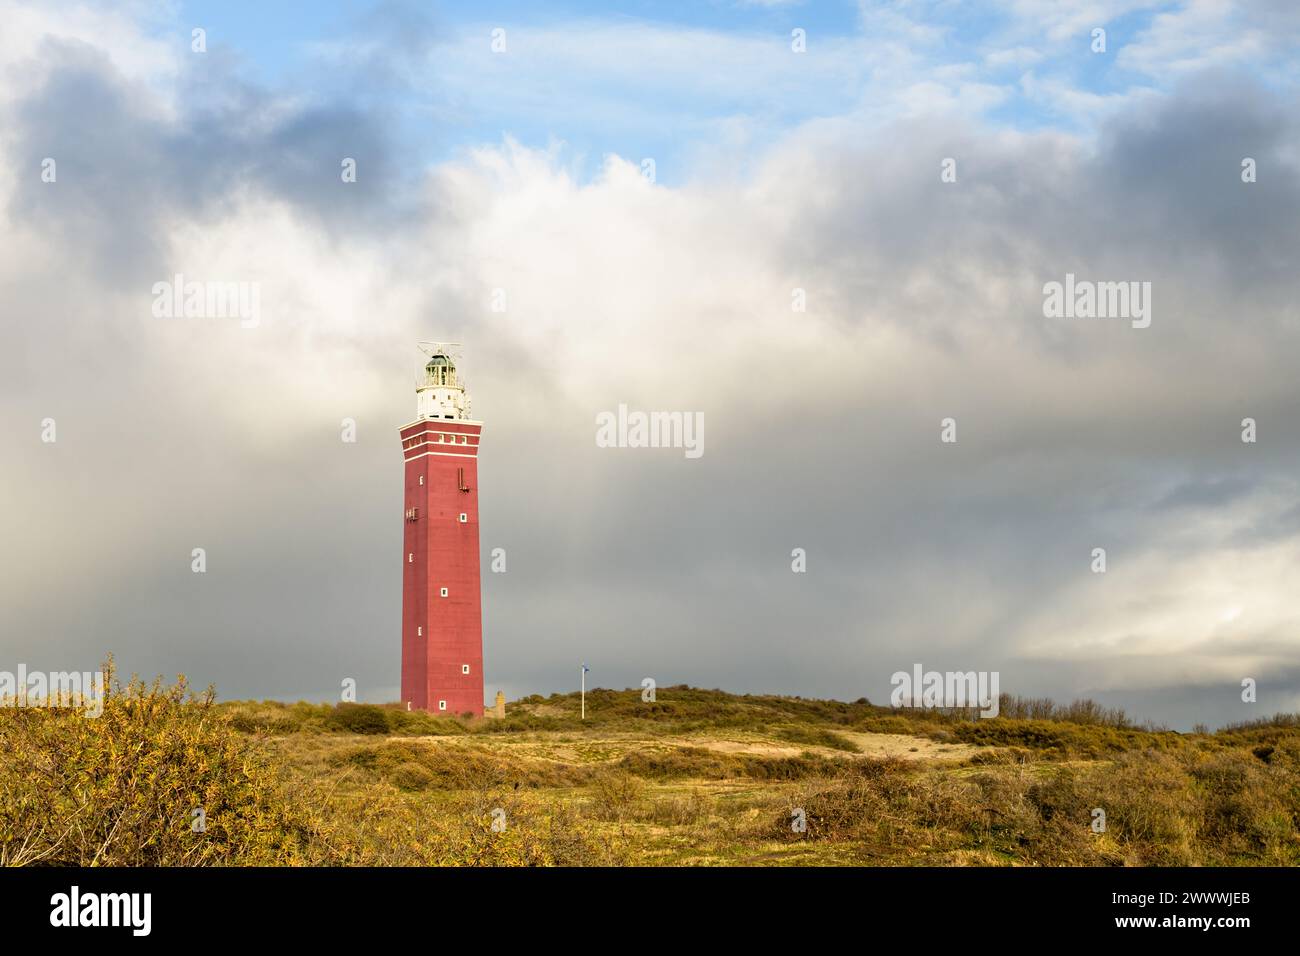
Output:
[588,770,644,821]
[770,746,1299,866]
[0,661,325,866]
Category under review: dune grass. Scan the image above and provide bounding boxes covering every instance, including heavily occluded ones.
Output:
[4,675,1298,866]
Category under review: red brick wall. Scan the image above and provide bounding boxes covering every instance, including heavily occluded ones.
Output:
[400,421,484,715]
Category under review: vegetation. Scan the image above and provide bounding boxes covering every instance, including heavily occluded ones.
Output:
[0,659,323,866]
[3,674,1297,866]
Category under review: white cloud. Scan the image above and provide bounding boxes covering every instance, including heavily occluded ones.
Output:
[0,0,180,107]
[2,1,1299,723]
[1118,0,1276,76]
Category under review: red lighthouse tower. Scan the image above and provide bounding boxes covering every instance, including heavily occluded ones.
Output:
[399,344,485,715]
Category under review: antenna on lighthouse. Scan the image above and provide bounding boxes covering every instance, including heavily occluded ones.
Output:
[417,341,462,360]
[412,342,463,386]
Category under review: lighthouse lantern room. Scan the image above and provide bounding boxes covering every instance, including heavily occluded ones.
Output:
[416,350,471,421]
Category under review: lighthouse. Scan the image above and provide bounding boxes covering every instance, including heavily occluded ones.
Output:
[399,344,485,715]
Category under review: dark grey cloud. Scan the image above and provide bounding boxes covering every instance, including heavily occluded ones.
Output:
[1155,475,1255,511]
[8,36,416,293]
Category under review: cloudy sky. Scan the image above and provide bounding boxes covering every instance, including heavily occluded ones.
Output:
[3,0,1299,729]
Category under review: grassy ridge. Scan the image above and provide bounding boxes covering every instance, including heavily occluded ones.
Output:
[215,685,1296,759]
[4,678,1299,866]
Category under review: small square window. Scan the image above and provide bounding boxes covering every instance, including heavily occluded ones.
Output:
[417,626,422,637]
[419,475,424,486]
[408,553,413,563]
[461,664,470,675]
[438,700,447,711]
[459,513,468,523]
[440,587,449,598]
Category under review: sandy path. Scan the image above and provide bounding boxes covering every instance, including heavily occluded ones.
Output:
[390,729,979,765]
[672,732,977,763]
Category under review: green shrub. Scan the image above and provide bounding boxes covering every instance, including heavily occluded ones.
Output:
[588,771,644,821]
[326,704,392,735]
[390,762,436,791]
[775,725,861,752]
